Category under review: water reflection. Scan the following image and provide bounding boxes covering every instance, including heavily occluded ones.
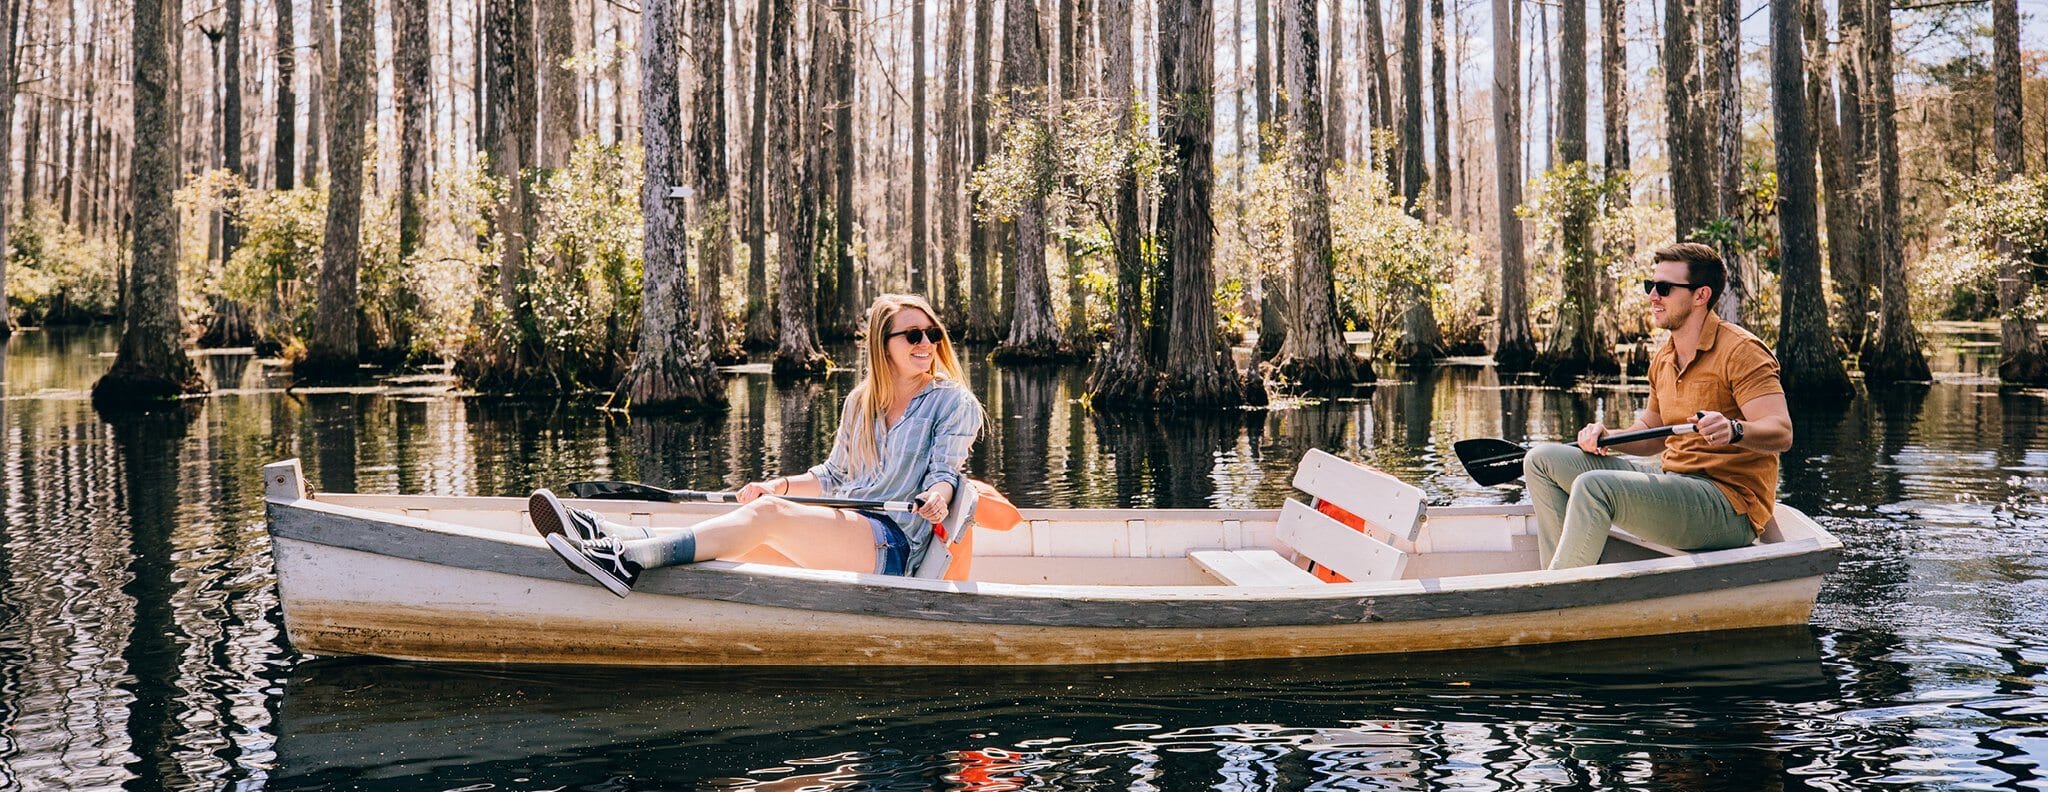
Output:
[269,630,1831,790]
[0,328,2043,789]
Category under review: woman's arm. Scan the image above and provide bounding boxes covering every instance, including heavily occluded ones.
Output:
[736,472,823,503]
[910,388,984,522]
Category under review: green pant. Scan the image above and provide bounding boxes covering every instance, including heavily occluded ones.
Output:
[1524,443,1756,569]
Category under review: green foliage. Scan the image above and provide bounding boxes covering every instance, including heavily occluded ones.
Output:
[216,181,326,345]
[1327,162,1480,357]
[1519,162,1680,342]
[1930,170,2048,323]
[399,162,501,360]
[483,139,646,389]
[6,203,121,325]
[971,98,1165,341]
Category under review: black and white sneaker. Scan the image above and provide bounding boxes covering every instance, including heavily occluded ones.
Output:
[545,533,641,597]
[529,488,607,543]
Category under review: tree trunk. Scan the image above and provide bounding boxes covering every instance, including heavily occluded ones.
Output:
[1234,0,1247,177]
[1429,0,1450,215]
[1087,0,1157,404]
[1390,0,1438,367]
[1062,0,1090,348]
[1254,0,1271,158]
[1859,0,1927,384]
[1773,0,1851,396]
[743,0,776,347]
[773,0,826,375]
[539,0,577,169]
[995,0,1064,360]
[966,0,998,341]
[1808,1,1848,342]
[622,0,725,408]
[1535,0,1611,380]
[483,0,536,372]
[222,0,243,260]
[1492,0,1535,370]
[1273,0,1368,388]
[0,0,18,335]
[1154,0,1241,404]
[304,0,372,377]
[1663,0,1709,240]
[397,0,431,261]
[1710,0,1743,323]
[1599,0,1625,176]
[1361,0,1391,179]
[938,0,967,326]
[1833,0,1872,350]
[274,0,296,189]
[826,0,859,339]
[910,0,929,295]
[1990,0,2045,382]
[304,0,334,188]
[1398,0,1422,203]
[1326,0,1345,164]
[692,0,737,361]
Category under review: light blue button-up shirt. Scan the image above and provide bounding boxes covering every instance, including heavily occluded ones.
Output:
[809,378,983,573]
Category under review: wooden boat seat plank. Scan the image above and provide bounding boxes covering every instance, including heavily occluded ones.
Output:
[1276,499,1409,583]
[1190,549,1325,587]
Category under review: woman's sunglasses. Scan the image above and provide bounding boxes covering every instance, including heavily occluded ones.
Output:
[886,326,946,345]
[1642,279,1698,297]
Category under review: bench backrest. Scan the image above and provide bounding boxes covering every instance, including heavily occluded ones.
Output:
[1291,448,1426,542]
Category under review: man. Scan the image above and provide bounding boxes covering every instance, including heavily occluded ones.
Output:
[1525,242,1794,569]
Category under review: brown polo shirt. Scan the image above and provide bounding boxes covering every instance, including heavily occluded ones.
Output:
[1645,311,1784,533]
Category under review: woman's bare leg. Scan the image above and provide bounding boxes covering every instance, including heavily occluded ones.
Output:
[621,496,877,573]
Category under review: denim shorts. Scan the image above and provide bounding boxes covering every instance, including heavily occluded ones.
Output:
[857,510,910,576]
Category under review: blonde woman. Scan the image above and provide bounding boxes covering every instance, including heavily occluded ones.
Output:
[530,294,984,596]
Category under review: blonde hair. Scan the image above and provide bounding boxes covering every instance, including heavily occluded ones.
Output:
[837,294,967,477]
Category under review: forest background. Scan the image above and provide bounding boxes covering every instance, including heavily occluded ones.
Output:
[3,0,2047,410]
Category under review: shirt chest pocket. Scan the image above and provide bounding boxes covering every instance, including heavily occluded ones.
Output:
[1674,371,1734,417]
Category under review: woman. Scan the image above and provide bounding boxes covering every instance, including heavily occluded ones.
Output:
[530,294,984,596]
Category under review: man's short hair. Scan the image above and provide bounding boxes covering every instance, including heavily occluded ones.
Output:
[1654,242,1727,309]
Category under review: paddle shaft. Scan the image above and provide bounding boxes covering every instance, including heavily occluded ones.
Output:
[565,480,919,512]
[1466,424,1697,470]
[686,489,918,512]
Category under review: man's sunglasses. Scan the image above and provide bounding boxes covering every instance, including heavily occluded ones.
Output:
[886,326,947,345]
[1642,279,1698,297]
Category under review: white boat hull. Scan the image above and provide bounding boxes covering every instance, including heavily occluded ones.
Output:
[262,459,1841,666]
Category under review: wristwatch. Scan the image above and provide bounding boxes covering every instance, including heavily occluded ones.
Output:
[1729,420,1745,444]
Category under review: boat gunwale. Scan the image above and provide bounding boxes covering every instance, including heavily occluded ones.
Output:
[266,491,1842,629]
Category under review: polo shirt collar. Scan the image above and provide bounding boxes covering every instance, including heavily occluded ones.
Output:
[1698,309,1724,353]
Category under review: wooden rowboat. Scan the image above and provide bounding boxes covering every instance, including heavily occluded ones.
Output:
[261,450,1841,666]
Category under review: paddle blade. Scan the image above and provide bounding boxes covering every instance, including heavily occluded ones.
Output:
[562,480,682,502]
[1453,438,1528,487]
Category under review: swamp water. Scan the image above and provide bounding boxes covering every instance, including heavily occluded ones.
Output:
[2,327,2043,790]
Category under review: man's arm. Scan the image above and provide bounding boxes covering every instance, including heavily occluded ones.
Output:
[1696,393,1792,453]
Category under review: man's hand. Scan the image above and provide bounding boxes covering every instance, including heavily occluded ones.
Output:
[1693,410,1739,446]
[1575,423,1611,455]
[913,481,955,523]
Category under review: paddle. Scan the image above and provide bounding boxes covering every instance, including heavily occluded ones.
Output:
[1454,424,1698,487]
[564,480,920,512]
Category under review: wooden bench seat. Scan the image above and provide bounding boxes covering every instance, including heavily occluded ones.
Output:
[1190,549,1325,587]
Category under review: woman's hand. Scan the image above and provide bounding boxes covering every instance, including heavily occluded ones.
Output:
[913,481,954,523]
[736,478,787,504]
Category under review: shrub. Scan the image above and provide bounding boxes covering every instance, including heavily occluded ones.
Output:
[6,203,121,325]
